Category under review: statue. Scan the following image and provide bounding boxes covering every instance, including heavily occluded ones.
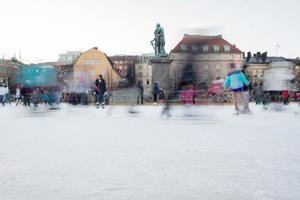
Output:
[151,23,167,57]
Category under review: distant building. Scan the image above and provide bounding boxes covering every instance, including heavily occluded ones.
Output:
[0,57,22,86]
[244,52,289,86]
[58,51,81,65]
[73,47,122,90]
[109,55,138,85]
[170,34,244,89]
[135,54,153,95]
[288,58,300,90]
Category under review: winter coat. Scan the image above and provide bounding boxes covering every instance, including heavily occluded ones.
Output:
[224,70,250,90]
[95,79,107,94]
[255,86,264,96]
[282,90,289,99]
[152,83,160,95]
[137,83,144,95]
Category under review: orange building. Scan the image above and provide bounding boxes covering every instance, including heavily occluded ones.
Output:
[73,47,122,90]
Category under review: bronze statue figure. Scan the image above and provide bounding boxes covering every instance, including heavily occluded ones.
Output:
[151,23,167,57]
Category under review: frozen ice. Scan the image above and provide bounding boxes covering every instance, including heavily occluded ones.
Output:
[0,104,300,200]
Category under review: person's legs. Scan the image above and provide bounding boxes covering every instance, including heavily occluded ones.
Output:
[232,92,239,112]
[153,94,157,103]
[241,92,250,110]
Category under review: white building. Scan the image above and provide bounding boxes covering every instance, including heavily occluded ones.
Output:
[58,51,81,64]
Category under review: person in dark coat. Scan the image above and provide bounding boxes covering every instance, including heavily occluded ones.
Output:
[137,81,144,105]
[95,75,107,108]
[158,89,165,105]
[254,83,264,105]
[152,82,160,103]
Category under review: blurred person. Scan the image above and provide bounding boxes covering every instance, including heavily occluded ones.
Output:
[152,82,160,104]
[254,83,264,105]
[262,91,270,110]
[282,87,289,105]
[22,87,31,107]
[224,63,250,114]
[161,96,171,118]
[0,84,4,105]
[137,81,144,105]
[0,84,9,106]
[15,86,22,106]
[32,88,40,107]
[158,88,165,105]
[95,75,106,109]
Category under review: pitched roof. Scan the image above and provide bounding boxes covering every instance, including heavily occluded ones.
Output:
[247,56,287,64]
[170,35,242,54]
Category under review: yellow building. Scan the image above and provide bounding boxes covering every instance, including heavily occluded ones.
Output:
[73,47,122,90]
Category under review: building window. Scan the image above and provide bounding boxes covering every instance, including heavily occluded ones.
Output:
[224,45,231,52]
[95,60,100,65]
[192,45,198,52]
[213,45,220,52]
[203,54,209,60]
[181,44,188,51]
[215,54,221,60]
[203,64,209,70]
[216,67,222,79]
[202,45,209,53]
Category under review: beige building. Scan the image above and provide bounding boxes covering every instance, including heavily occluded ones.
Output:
[73,47,122,90]
[170,35,244,89]
[244,55,288,86]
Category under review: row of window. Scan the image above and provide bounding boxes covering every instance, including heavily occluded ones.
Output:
[181,44,231,53]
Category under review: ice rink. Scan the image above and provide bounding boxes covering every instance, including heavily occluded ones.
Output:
[0,104,300,200]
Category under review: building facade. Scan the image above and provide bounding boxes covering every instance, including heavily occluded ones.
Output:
[73,47,122,90]
[170,35,244,89]
[135,54,153,95]
[0,58,22,86]
[109,55,138,85]
[244,53,288,86]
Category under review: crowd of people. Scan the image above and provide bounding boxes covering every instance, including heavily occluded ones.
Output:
[0,83,62,107]
[1,69,299,111]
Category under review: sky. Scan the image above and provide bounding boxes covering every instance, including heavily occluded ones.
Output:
[0,0,299,63]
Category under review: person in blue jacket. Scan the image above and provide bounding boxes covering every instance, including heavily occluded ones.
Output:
[224,63,250,113]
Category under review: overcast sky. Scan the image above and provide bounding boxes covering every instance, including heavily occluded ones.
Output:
[0,0,299,63]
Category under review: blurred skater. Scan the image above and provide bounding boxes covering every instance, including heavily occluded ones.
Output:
[158,89,165,105]
[137,81,144,105]
[282,87,289,105]
[161,97,171,118]
[224,63,250,114]
[152,82,160,104]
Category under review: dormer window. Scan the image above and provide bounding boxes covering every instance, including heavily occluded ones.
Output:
[181,44,188,51]
[224,45,231,52]
[213,45,220,52]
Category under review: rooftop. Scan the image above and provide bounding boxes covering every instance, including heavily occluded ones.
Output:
[170,35,242,54]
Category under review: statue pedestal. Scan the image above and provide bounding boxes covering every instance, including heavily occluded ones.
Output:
[150,56,172,91]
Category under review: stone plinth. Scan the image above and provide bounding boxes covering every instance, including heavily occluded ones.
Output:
[150,56,172,91]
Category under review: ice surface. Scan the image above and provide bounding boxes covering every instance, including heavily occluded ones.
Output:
[0,104,300,200]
